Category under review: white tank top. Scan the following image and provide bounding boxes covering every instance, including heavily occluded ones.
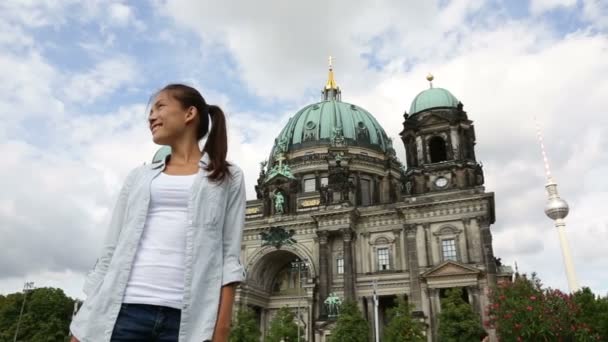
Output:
[123,172,196,309]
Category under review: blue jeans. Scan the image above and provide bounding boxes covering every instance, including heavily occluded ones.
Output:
[110,303,181,341]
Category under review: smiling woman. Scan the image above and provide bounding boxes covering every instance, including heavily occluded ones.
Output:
[69,84,247,342]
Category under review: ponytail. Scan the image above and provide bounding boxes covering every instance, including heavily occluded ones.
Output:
[159,84,231,182]
[202,105,230,182]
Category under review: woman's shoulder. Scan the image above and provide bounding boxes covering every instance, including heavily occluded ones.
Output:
[227,162,244,182]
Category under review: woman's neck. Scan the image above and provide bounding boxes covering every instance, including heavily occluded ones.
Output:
[165,141,201,175]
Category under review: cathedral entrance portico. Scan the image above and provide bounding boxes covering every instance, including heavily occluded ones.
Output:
[239,246,316,341]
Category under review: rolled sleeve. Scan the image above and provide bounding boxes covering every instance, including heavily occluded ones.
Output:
[221,167,247,286]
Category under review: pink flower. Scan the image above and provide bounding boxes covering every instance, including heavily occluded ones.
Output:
[526,306,533,311]
[530,296,536,300]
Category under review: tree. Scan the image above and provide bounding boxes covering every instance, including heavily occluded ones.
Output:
[229,307,261,342]
[437,288,485,342]
[0,287,75,342]
[328,300,368,342]
[572,287,608,340]
[383,296,425,342]
[487,274,601,341]
[266,306,301,342]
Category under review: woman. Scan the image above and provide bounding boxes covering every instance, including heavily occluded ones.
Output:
[70,84,246,342]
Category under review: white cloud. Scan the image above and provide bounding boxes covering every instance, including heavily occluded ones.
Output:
[63,58,138,104]
[106,2,147,30]
[529,0,577,14]
[582,0,608,29]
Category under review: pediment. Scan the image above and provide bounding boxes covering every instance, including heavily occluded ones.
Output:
[422,261,480,278]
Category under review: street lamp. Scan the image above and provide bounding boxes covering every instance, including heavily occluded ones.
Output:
[291,258,308,342]
[13,281,34,342]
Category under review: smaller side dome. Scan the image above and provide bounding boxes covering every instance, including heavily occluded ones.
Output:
[409,88,460,114]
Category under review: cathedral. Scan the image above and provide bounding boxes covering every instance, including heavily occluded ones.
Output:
[154,64,512,341]
[235,64,511,342]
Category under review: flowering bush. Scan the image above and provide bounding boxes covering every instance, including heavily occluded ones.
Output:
[487,273,603,341]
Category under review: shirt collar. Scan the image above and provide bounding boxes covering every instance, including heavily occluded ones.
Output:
[151,151,209,170]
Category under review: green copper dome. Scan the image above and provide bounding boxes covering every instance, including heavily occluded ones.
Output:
[272,100,392,154]
[409,87,460,114]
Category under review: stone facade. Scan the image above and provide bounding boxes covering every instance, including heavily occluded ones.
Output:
[235,84,510,341]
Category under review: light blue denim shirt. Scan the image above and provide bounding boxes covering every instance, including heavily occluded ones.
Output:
[71,153,246,341]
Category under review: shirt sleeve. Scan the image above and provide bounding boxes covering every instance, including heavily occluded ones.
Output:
[221,166,247,286]
[82,166,142,296]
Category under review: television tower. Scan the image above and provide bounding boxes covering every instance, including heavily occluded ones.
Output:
[535,121,580,292]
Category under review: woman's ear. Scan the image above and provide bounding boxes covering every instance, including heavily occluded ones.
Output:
[185,105,197,124]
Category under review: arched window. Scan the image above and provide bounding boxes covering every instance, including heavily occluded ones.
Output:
[429,136,447,163]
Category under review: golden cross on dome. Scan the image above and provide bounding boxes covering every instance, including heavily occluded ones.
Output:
[328,56,334,70]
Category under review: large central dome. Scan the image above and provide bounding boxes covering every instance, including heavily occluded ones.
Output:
[272,100,392,154]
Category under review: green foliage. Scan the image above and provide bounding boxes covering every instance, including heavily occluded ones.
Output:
[265,306,301,342]
[229,307,261,342]
[488,274,605,341]
[383,296,425,342]
[437,288,485,342]
[328,300,368,342]
[0,287,75,342]
[573,287,608,340]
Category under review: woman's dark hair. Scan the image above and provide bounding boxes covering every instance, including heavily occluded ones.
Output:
[160,83,230,182]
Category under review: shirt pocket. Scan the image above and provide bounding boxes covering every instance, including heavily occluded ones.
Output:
[200,182,226,227]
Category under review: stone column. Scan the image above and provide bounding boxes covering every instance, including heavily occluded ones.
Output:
[450,125,460,159]
[365,296,376,342]
[429,288,441,342]
[415,136,424,164]
[342,228,356,301]
[478,216,497,286]
[405,224,422,310]
[464,218,480,263]
[423,223,432,266]
[392,229,403,271]
[260,309,267,337]
[355,172,361,206]
[317,230,331,310]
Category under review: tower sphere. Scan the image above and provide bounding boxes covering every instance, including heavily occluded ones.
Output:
[544,197,569,220]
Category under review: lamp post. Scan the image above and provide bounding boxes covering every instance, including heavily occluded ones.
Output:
[13,281,34,342]
[372,279,379,342]
[291,258,308,342]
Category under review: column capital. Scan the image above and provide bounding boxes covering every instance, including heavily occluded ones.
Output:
[317,230,329,244]
[476,216,490,228]
[341,228,353,242]
[404,224,417,237]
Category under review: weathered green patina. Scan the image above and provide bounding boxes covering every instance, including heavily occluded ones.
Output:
[271,100,392,155]
[259,226,296,249]
[409,87,460,114]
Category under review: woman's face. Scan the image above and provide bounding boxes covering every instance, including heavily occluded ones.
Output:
[149,91,195,145]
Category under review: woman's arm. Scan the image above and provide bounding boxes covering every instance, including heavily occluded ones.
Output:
[213,167,247,341]
[212,283,237,342]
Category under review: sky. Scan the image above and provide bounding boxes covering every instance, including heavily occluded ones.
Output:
[1,0,607,299]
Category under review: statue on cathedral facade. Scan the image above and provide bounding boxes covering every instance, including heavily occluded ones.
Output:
[273,191,285,215]
[324,293,342,318]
